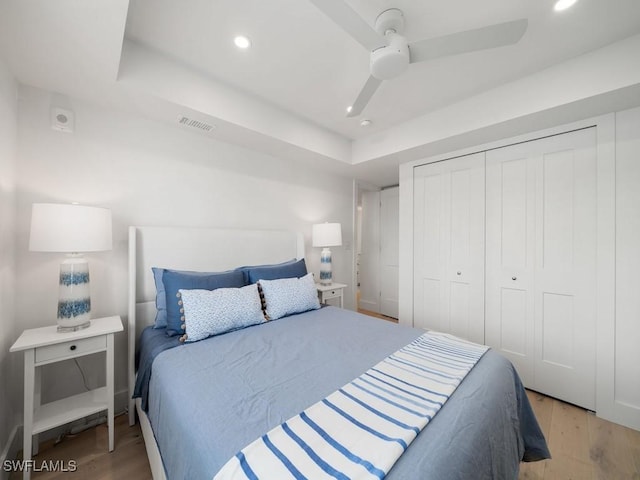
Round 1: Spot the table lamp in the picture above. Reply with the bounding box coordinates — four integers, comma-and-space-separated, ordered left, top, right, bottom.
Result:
29, 203, 112, 331
312, 222, 342, 285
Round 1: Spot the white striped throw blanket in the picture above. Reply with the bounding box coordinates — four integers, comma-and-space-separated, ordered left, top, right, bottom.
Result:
214, 332, 489, 480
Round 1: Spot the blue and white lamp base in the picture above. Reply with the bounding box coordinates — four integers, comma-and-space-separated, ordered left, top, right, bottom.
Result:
319, 247, 333, 286
57, 254, 92, 332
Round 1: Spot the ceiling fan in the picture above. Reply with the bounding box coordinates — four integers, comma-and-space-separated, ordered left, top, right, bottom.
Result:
309, 1, 528, 117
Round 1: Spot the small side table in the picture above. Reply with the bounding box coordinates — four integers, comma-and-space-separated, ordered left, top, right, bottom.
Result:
10, 316, 123, 480
315, 282, 347, 308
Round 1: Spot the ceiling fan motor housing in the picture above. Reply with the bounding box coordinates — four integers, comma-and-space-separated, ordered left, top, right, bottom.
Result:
370, 32, 410, 80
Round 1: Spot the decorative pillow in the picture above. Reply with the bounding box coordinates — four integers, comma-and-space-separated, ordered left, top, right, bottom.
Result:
178, 284, 265, 342
259, 272, 320, 320
240, 258, 307, 284
162, 269, 246, 336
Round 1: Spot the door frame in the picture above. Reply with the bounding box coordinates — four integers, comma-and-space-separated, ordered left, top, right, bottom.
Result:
353, 180, 381, 313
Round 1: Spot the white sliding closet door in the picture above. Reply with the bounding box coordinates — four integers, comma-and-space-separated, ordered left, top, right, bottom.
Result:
413, 153, 485, 343
486, 128, 597, 410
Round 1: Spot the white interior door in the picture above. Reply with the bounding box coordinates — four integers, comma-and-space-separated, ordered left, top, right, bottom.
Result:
413, 153, 485, 343
359, 190, 380, 313
380, 187, 399, 318
486, 128, 597, 410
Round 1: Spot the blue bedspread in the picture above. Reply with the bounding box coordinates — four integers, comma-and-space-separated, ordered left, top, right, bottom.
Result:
133, 326, 181, 411
141, 307, 549, 480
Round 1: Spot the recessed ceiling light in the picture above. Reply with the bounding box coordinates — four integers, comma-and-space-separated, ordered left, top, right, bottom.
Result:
360, 119, 372, 127
234, 35, 251, 49
346, 106, 353, 114
554, 0, 578, 11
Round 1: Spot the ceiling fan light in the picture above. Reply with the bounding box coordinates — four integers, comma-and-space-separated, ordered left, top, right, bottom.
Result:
554, 0, 578, 11
370, 33, 409, 80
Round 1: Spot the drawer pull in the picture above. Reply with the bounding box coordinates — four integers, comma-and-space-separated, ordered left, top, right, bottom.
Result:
70, 345, 77, 351
512, 276, 517, 281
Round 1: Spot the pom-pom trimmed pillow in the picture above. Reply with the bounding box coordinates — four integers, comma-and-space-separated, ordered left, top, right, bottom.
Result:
162, 269, 246, 336
178, 284, 265, 342
259, 272, 320, 320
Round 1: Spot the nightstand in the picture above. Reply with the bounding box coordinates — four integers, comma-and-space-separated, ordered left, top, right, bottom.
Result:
10, 316, 123, 479
315, 282, 347, 308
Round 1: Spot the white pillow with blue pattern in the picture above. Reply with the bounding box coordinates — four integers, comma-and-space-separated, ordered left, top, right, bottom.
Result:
259, 272, 320, 320
178, 284, 265, 342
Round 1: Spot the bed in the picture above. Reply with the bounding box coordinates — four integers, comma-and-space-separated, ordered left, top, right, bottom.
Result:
128, 226, 549, 480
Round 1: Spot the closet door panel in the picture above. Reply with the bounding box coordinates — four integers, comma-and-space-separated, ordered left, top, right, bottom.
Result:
413, 154, 484, 343
534, 128, 597, 410
486, 147, 536, 384
413, 165, 444, 330
448, 159, 485, 344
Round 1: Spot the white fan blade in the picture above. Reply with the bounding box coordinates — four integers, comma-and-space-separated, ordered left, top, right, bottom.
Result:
308, 0, 385, 52
347, 75, 383, 117
409, 18, 528, 64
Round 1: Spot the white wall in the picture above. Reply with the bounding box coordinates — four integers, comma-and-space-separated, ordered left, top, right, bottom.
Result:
0, 58, 18, 455
13, 85, 355, 415
613, 105, 640, 429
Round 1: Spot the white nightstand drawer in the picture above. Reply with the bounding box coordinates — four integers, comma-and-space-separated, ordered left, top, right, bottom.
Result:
35, 335, 106, 364
323, 289, 342, 300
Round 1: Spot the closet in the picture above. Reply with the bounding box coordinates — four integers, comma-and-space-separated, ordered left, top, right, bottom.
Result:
410, 128, 598, 410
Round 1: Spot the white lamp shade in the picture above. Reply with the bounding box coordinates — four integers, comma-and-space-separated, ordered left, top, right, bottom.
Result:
312, 222, 342, 247
29, 203, 113, 253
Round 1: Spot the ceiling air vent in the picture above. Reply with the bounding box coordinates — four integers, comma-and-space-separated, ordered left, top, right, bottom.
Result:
177, 115, 216, 133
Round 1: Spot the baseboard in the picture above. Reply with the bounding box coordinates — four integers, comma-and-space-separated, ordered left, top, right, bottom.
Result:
0, 424, 20, 480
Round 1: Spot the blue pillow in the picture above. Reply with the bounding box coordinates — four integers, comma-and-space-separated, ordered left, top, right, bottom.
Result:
152, 267, 223, 329
241, 258, 307, 284
152, 267, 169, 329
161, 269, 246, 336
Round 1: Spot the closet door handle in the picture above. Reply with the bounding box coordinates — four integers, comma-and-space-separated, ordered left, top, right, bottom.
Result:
512, 276, 517, 281
457, 271, 462, 276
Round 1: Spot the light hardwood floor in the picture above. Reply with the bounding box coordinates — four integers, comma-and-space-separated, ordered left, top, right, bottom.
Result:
9, 414, 152, 480
520, 390, 640, 480
11, 391, 639, 479
357, 308, 398, 323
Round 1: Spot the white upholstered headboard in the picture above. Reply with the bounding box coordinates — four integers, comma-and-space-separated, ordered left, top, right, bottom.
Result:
127, 226, 305, 423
